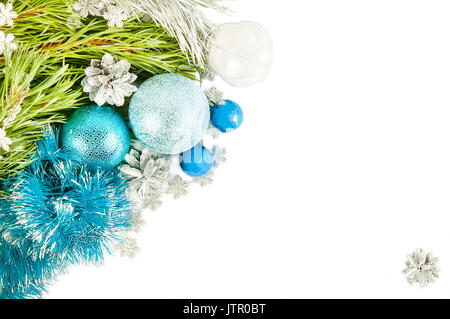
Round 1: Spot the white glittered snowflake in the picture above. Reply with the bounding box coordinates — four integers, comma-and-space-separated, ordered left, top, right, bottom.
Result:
0, 31, 17, 56
81, 53, 137, 106
0, 2, 17, 27
0, 127, 12, 152
118, 236, 139, 259
73, 0, 105, 18
127, 210, 145, 233
193, 171, 214, 187
167, 175, 189, 199
402, 248, 440, 288
103, 4, 128, 27
145, 194, 163, 211
212, 145, 227, 165
73, 1, 129, 28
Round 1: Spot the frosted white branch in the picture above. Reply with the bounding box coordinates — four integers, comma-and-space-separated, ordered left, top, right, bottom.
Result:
0, 127, 12, 152
0, 31, 17, 56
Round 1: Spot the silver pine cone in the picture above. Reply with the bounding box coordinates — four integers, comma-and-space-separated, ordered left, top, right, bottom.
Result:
402, 248, 440, 288
81, 53, 137, 106
121, 148, 170, 197
120, 146, 172, 210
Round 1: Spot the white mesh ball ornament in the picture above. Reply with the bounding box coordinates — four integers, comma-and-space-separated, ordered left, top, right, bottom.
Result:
207, 21, 274, 87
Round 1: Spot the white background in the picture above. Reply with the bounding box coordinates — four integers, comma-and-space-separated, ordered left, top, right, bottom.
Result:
49, 0, 450, 298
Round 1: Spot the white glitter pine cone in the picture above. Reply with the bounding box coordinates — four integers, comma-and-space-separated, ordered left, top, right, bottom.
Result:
81, 53, 137, 106
120, 148, 171, 200
402, 248, 440, 288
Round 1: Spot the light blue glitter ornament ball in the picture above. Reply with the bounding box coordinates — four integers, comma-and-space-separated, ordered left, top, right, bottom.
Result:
61, 105, 130, 170
129, 73, 210, 154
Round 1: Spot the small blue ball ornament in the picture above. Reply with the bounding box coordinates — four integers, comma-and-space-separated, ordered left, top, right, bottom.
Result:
210, 100, 243, 133
129, 73, 210, 154
180, 144, 214, 177
61, 105, 130, 170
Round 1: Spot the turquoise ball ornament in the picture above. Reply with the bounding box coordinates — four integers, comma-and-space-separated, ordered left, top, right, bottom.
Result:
129, 73, 210, 154
180, 144, 214, 177
61, 105, 130, 170
210, 100, 243, 133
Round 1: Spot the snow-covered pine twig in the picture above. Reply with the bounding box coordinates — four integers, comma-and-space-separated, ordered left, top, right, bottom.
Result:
0, 127, 12, 152
0, 31, 17, 56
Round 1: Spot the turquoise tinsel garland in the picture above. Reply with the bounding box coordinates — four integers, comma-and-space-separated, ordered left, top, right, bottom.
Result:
0, 128, 133, 299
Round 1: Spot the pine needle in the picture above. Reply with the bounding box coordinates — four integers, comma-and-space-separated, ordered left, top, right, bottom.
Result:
0, 46, 82, 197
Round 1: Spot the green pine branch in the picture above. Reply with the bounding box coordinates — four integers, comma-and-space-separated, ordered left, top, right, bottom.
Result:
0, 46, 82, 198
5, 0, 196, 79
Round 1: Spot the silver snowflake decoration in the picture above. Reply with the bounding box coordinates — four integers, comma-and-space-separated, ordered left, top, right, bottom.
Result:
73, 0, 105, 18
118, 236, 139, 259
73, 1, 130, 28
127, 210, 145, 233
81, 53, 137, 106
193, 171, 214, 187
402, 248, 440, 288
145, 194, 162, 211
167, 175, 189, 199
103, 4, 128, 28
0, 2, 17, 27
212, 145, 227, 165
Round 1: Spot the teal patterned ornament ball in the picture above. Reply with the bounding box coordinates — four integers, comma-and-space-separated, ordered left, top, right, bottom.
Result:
129, 73, 210, 154
61, 105, 130, 170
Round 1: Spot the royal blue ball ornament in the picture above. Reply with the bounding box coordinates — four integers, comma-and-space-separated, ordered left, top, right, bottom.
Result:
128, 73, 210, 154
61, 104, 130, 170
180, 144, 214, 177
210, 100, 244, 133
